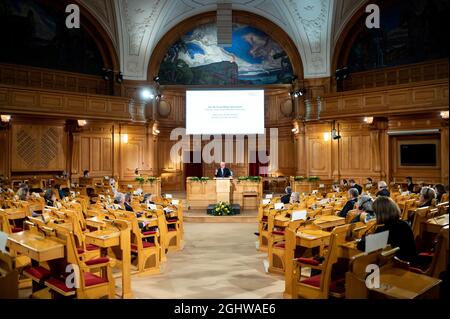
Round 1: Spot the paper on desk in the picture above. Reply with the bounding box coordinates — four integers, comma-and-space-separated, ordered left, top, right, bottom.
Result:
291, 210, 307, 221
165, 194, 173, 199
265, 194, 273, 199
0, 231, 7, 253
262, 199, 271, 205
312, 190, 318, 195
365, 230, 389, 254
171, 199, 179, 205
274, 203, 284, 210
148, 204, 157, 210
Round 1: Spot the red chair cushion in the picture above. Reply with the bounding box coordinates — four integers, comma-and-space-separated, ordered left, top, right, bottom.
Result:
272, 230, 285, 236
86, 244, 99, 251
24, 266, 51, 280
142, 231, 157, 236
11, 227, 23, 233
301, 275, 345, 294
46, 278, 75, 293
168, 228, 177, 232
297, 257, 320, 266
418, 252, 434, 257
85, 257, 109, 266
131, 241, 155, 251
409, 267, 424, 274
262, 216, 268, 222
84, 272, 108, 287
167, 218, 178, 223
273, 243, 285, 249
77, 248, 85, 254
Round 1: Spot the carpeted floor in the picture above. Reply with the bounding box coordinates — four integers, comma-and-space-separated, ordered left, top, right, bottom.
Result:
121, 223, 285, 299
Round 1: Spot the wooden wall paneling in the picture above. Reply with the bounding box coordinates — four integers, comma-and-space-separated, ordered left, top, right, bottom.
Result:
441, 126, 449, 184
10, 124, 66, 172
305, 124, 332, 179
0, 129, 10, 178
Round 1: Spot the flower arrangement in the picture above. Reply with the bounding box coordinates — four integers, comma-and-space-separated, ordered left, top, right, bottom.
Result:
307, 176, 320, 182
147, 176, 158, 184
294, 176, 306, 181
211, 202, 233, 216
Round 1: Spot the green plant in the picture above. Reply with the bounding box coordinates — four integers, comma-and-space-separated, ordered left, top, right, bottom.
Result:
188, 177, 200, 182
200, 177, 210, 182
147, 177, 157, 184
237, 176, 261, 182
308, 176, 320, 182
210, 202, 233, 216
294, 176, 306, 181
135, 176, 145, 185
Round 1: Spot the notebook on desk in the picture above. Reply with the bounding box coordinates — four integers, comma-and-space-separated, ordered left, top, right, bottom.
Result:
365, 230, 389, 254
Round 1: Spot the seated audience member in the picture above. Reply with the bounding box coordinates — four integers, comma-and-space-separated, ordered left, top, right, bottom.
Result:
418, 186, 436, 208
338, 188, 359, 218
141, 193, 155, 205
357, 196, 422, 264
434, 183, 446, 203
280, 186, 292, 204
83, 170, 90, 178
406, 176, 415, 193
342, 179, 348, 187
290, 192, 300, 204
365, 178, 373, 191
349, 179, 363, 195
376, 181, 390, 197
44, 189, 57, 207
124, 192, 134, 212
332, 182, 340, 193
113, 193, 126, 210
351, 195, 374, 223
17, 184, 30, 201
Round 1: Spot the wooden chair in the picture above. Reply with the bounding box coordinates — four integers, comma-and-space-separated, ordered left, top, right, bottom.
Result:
156, 209, 181, 252
41, 227, 115, 299
345, 209, 359, 223
401, 199, 417, 221
257, 203, 272, 251
114, 211, 161, 275
291, 224, 350, 299
267, 209, 288, 274
0, 251, 19, 299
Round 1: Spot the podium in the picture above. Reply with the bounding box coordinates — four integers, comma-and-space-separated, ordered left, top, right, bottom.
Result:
215, 177, 232, 203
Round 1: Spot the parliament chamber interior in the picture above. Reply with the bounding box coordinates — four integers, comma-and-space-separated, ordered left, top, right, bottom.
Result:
0, 0, 449, 304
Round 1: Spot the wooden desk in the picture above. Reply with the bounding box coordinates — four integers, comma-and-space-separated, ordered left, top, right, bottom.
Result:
7, 231, 64, 262
313, 215, 345, 229
3, 209, 26, 220
274, 215, 290, 227
338, 241, 361, 259
86, 216, 107, 229
424, 214, 449, 234
85, 230, 120, 248
137, 217, 158, 227
296, 229, 331, 249
370, 266, 441, 299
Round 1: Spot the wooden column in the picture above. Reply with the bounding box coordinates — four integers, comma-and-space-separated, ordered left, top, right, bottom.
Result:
294, 122, 306, 176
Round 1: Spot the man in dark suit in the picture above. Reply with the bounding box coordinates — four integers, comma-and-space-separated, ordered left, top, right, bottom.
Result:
349, 179, 363, 195
215, 162, 232, 178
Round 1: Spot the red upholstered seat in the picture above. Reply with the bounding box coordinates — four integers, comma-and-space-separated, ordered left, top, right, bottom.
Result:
11, 227, 23, 233
418, 252, 434, 257
409, 267, 424, 274
297, 257, 321, 266
142, 231, 157, 236
131, 241, 155, 251
300, 275, 346, 294
272, 230, 285, 236
45, 278, 75, 293
273, 243, 285, 249
86, 244, 99, 251
24, 266, 51, 281
262, 216, 268, 222
46, 272, 107, 293
83, 272, 108, 286
168, 228, 177, 232
77, 248, 85, 254
85, 257, 109, 266
167, 218, 178, 223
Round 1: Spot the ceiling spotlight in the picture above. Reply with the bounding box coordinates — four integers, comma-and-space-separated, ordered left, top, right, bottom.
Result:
77, 120, 87, 127
153, 76, 160, 83
332, 128, 341, 140
1, 115, 11, 123
335, 66, 350, 81
440, 111, 449, 119
291, 127, 298, 133
102, 68, 112, 81
141, 89, 154, 100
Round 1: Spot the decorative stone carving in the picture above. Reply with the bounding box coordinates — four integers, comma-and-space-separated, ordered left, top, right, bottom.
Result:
158, 99, 172, 118
280, 99, 293, 117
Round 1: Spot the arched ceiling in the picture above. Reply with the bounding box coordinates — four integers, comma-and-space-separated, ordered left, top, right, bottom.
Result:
80, 0, 367, 81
